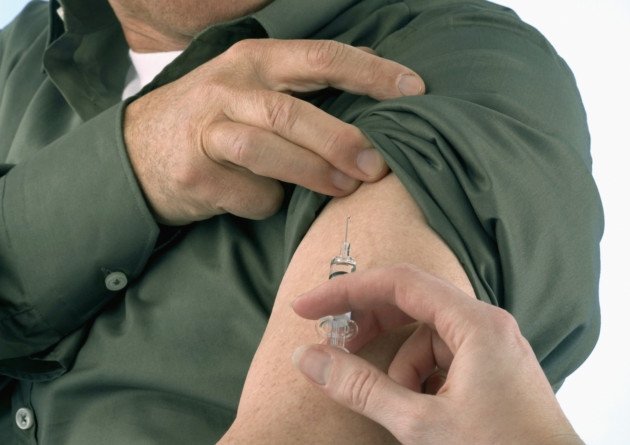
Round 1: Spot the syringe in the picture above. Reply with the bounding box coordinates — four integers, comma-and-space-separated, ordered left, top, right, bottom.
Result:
316, 216, 358, 351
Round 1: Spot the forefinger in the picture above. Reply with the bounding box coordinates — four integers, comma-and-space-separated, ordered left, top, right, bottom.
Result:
222, 89, 388, 182
247, 39, 425, 100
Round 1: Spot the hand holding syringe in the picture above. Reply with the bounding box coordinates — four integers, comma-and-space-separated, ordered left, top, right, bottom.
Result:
316, 217, 358, 351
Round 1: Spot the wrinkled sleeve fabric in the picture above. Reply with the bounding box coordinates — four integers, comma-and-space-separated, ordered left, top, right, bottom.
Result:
368, 4, 603, 390
295, 2, 603, 390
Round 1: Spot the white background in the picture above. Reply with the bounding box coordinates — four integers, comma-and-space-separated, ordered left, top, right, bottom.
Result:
2, 1, 629, 443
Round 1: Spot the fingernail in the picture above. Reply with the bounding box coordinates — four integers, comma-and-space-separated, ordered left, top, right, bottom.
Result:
332, 170, 360, 191
293, 345, 332, 386
356, 148, 386, 178
397, 74, 424, 96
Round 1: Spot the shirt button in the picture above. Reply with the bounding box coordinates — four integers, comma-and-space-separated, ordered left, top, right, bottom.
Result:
105, 271, 128, 291
15, 407, 34, 430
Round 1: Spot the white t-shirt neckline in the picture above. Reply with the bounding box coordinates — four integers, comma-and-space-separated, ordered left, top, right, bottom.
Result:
122, 49, 183, 99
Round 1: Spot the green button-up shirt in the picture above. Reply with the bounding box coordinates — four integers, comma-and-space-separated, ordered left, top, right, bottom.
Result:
0, 0, 603, 443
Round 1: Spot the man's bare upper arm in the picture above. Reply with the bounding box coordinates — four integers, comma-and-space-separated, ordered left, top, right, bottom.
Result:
220, 173, 474, 443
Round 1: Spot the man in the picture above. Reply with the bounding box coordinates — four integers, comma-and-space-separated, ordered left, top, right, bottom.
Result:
0, 0, 603, 443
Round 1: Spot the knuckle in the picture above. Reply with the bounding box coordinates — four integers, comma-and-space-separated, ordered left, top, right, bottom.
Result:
354, 55, 398, 99
484, 306, 530, 349
159, 150, 201, 192
264, 93, 299, 134
221, 127, 259, 167
225, 38, 257, 59
490, 307, 520, 333
221, 39, 261, 76
204, 121, 262, 169
340, 368, 381, 415
320, 124, 362, 161
364, 56, 389, 83
169, 164, 199, 190
320, 128, 344, 158
305, 40, 347, 73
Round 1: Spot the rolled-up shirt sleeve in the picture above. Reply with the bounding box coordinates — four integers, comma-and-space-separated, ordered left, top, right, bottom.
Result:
344, 4, 602, 390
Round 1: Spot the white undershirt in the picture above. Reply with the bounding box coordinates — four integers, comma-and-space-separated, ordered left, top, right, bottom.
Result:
122, 49, 183, 99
